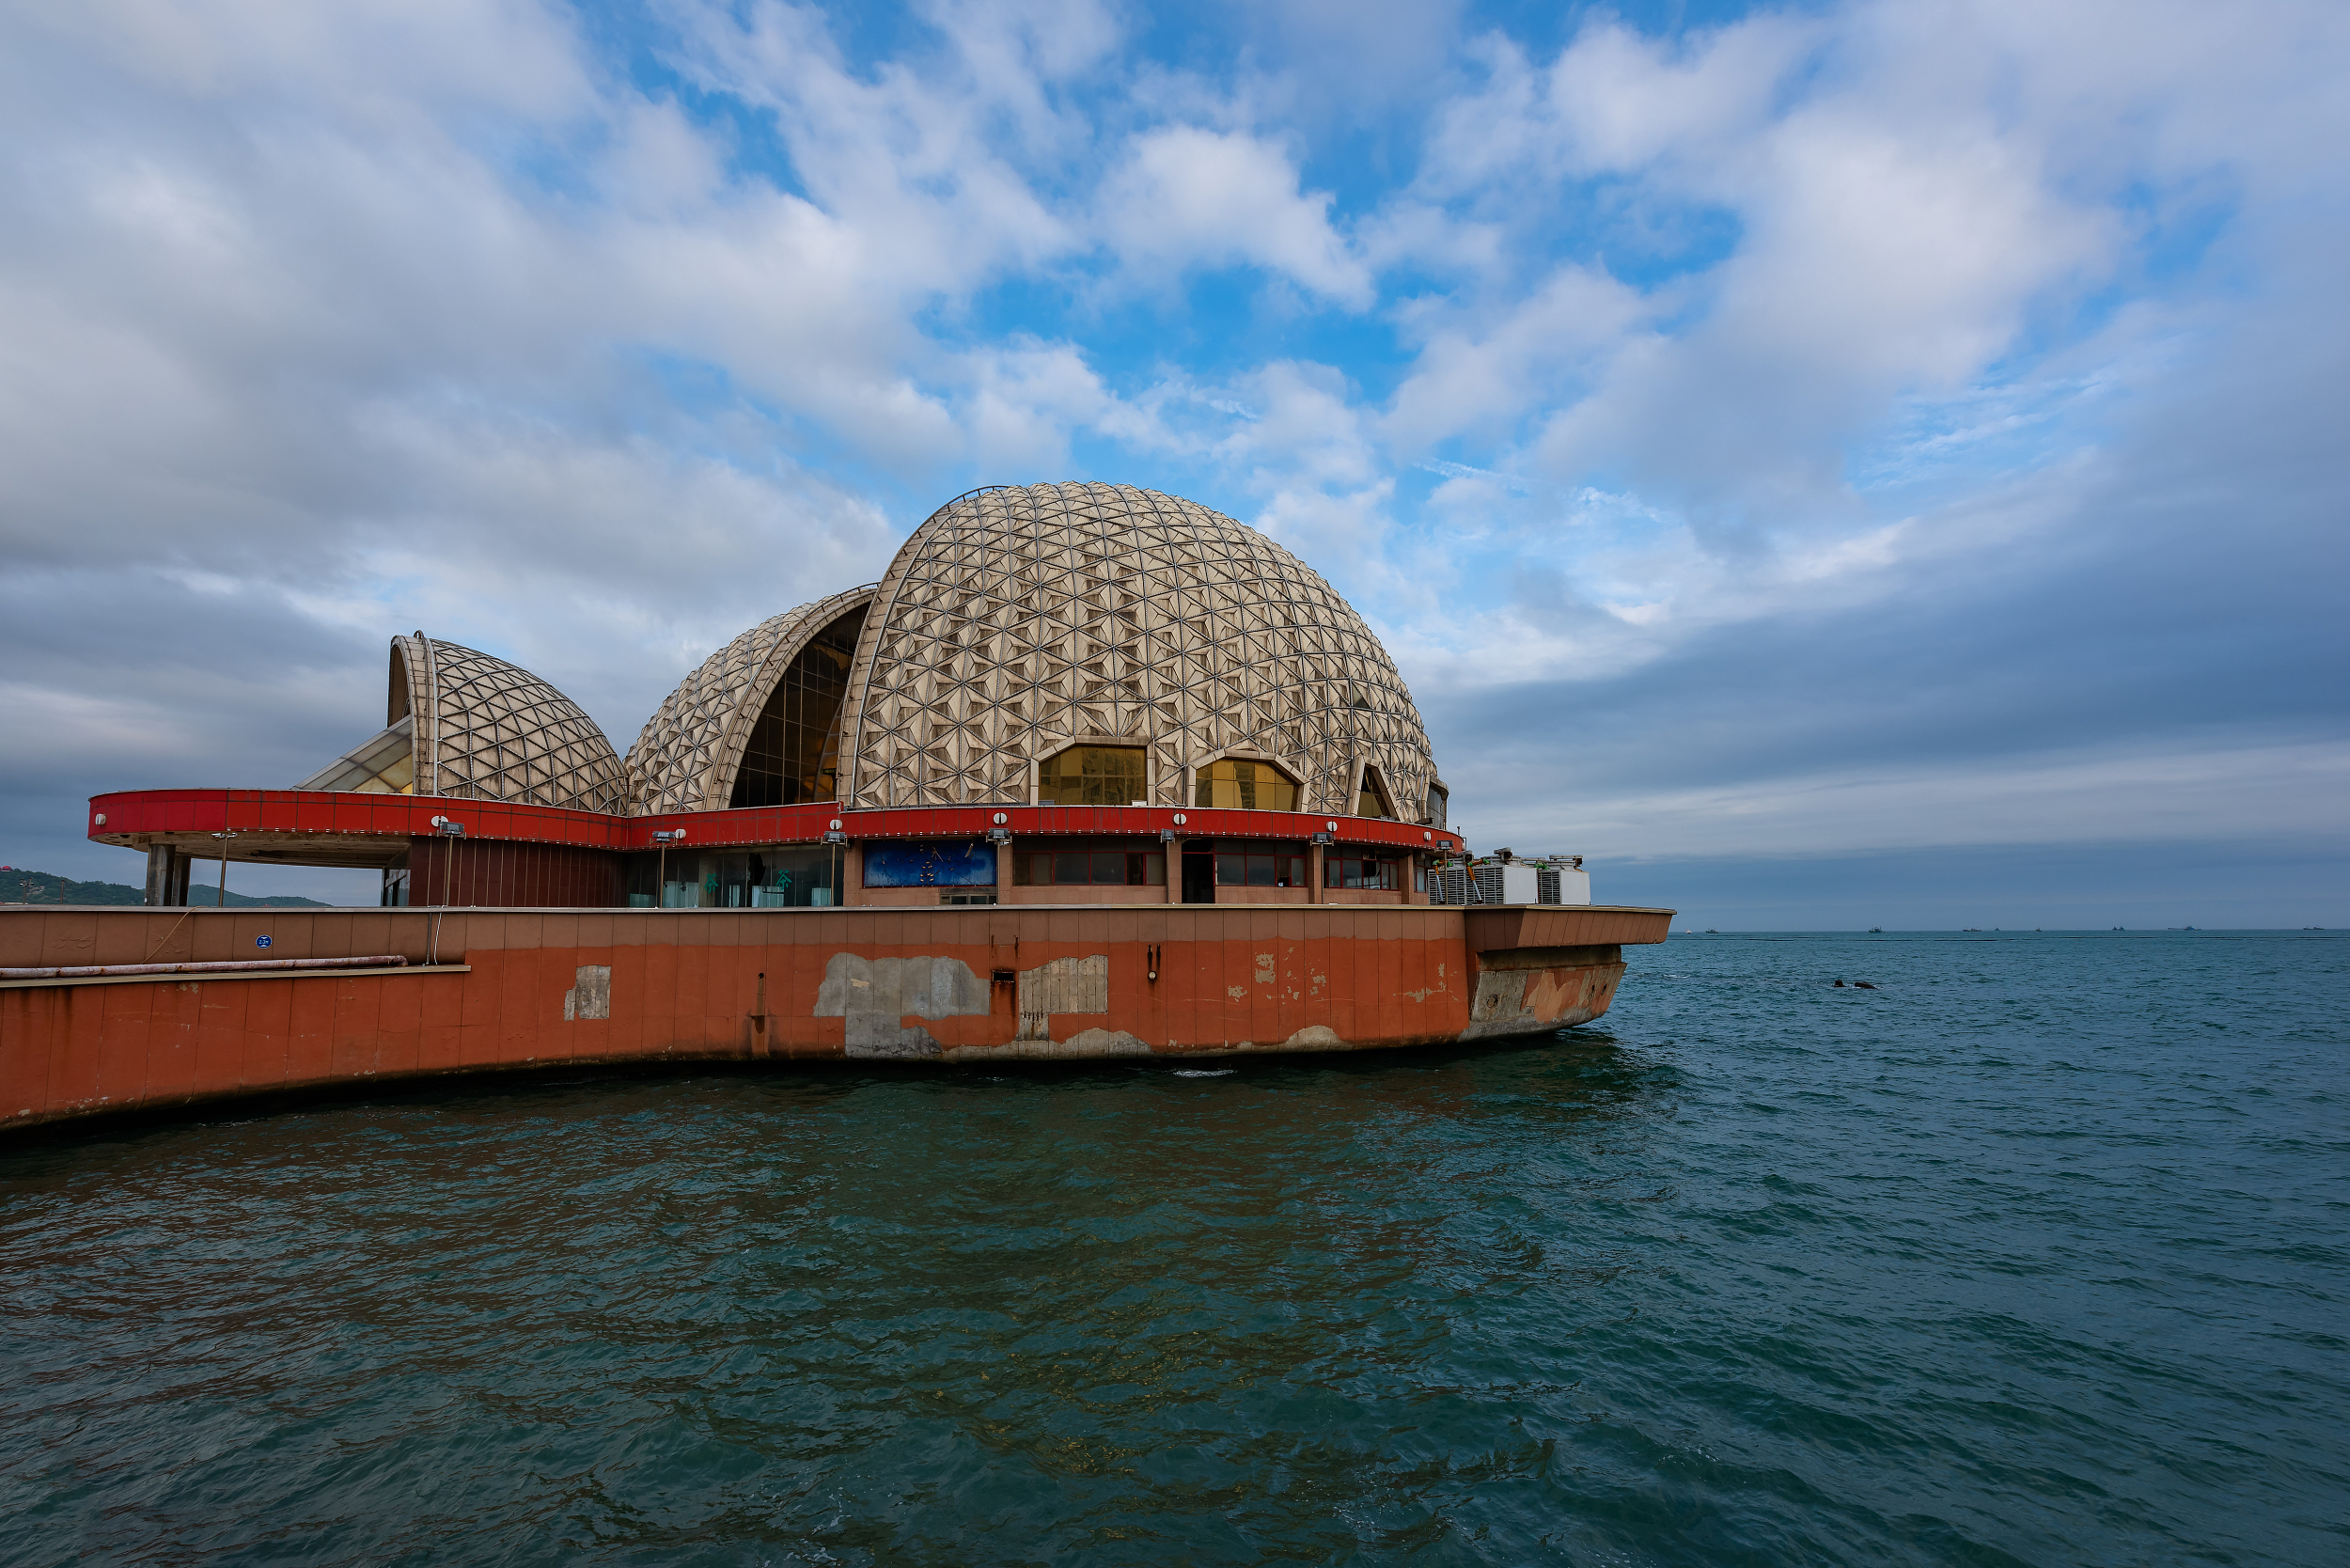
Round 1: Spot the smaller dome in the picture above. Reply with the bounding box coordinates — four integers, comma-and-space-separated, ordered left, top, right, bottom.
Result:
625, 585, 877, 814
387, 633, 628, 813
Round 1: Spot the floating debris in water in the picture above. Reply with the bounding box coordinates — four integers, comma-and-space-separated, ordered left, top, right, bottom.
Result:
1174, 1069, 1235, 1077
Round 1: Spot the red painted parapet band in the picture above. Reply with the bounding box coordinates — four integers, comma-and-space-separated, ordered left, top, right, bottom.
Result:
86, 790, 1466, 855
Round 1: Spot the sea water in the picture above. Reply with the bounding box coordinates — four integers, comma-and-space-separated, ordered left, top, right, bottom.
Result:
1, 930, 2342, 1565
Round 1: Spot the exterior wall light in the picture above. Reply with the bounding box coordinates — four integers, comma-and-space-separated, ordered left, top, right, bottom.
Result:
652, 829, 685, 844
436, 820, 466, 837
1311, 831, 1335, 846
993, 812, 1009, 825
1171, 812, 1186, 826
1159, 828, 1180, 843
823, 817, 848, 845
987, 827, 1012, 844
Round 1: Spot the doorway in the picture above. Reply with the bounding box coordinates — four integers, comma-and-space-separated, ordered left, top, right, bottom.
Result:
1182, 841, 1215, 903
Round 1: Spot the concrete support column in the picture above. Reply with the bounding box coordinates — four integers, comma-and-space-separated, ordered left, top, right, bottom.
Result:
1308, 842, 1324, 904
841, 844, 862, 906
143, 844, 180, 907
995, 838, 1015, 903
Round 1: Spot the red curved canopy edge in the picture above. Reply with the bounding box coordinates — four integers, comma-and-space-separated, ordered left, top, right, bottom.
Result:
86, 789, 1465, 855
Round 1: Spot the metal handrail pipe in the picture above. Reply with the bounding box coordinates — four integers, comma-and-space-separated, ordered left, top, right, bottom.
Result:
0, 955, 410, 980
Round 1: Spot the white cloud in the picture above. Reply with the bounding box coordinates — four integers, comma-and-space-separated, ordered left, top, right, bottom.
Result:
1384, 264, 1649, 451
1100, 126, 1372, 306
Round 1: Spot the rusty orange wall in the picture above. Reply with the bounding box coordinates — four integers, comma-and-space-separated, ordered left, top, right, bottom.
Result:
2, 904, 1669, 1130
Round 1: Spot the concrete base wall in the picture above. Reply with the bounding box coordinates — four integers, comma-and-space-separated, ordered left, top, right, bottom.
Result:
1, 903, 1668, 1129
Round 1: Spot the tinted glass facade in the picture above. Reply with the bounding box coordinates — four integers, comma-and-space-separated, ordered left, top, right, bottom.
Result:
1038, 745, 1147, 806
729, 605, 868, 808
1194, 759, 1298, 811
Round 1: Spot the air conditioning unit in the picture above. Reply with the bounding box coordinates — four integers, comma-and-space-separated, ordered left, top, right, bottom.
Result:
1535, 866, 1591, 904
1474, 863, 1540, 903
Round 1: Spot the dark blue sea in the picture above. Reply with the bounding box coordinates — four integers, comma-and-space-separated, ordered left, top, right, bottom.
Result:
3, 931, 2343, 1566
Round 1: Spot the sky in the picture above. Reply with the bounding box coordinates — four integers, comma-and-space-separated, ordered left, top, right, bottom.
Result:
1, 0, 2343, 928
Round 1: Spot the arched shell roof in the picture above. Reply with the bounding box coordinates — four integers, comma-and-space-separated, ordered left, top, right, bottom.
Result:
623, 585, 878, 815
389, 634, 629, 814
838, 482, 1437, 815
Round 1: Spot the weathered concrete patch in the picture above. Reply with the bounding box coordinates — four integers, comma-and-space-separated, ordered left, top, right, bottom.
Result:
1014, 954, 1108, 1041
814, 953, 989, 1059
945, 1027, 1152, 1061
1460, 960, 1625, 1040
563, 965, 610, 1021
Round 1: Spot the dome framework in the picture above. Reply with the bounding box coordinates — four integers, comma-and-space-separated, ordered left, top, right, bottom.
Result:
294, 633, 628, 816
623, 585, 877, 815
833, 482, 1438, 817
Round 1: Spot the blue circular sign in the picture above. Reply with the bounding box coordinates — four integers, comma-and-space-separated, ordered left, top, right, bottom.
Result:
255, 934, 273, 949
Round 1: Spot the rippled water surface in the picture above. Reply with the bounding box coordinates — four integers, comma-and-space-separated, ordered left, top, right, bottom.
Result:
4, 931, 2344, 1566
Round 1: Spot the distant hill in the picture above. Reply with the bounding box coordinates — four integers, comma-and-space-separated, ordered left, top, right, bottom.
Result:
0, 867, 333, 909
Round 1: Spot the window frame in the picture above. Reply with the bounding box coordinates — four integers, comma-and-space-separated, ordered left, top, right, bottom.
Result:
1211, 842, 1311, 888
1191, 753, 1303, 813
1034, 744, 1152, 807
1323, 855, 1405, 891
1010, 839, 1167, 887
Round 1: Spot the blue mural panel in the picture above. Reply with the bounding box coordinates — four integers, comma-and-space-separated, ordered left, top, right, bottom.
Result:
861, 839, 997, 887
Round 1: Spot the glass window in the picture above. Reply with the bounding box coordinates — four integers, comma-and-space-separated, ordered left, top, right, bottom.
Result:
626, 845, 842, 908
1355, 766, 1394, 820
1039, 745, 1148, 806
1324, 856, 1402, 890
295, 715, 417, 794
729, 604, 868, 808
1212, 848, 1310, 887
1014, 844, 1165, 886
1194, 758, 1299, 811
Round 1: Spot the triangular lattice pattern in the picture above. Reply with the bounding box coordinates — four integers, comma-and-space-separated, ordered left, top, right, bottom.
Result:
836, 482, 1439, 815
623, 585, 877, 814
391, 634, 629, 814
